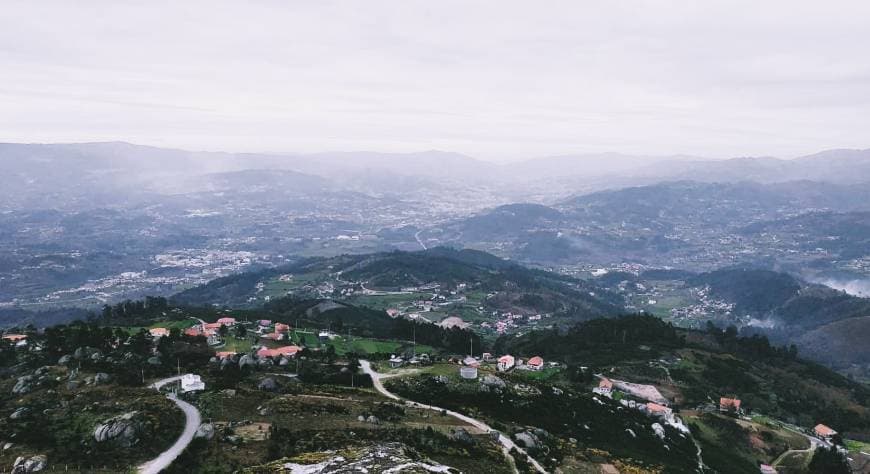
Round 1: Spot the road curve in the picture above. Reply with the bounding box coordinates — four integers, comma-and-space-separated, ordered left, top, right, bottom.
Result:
137, 376, 202, 474
359, 360, 547, 474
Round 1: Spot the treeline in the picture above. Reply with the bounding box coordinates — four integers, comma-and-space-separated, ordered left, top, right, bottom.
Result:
392, 318, 480, 355
493, 314, 684, 364
95, 296, 231, 326
263, 296, 481, 354
706, 322, 799, 361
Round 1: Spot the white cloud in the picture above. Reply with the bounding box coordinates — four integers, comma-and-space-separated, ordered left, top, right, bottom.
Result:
1, 0, 868, 161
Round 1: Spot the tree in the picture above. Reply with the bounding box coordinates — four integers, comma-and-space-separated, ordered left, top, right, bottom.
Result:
234, 325, 247, 338
218, 324, 229, 338
808, 446, 850, 474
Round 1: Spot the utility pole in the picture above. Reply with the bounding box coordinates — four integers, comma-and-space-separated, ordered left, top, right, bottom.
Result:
470, 337, 473, 358
413, 324, 416, 357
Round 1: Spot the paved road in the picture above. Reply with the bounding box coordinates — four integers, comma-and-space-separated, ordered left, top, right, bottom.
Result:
359, 360, 547, 474
414, 230, 427, 250
137, 376, 202, 474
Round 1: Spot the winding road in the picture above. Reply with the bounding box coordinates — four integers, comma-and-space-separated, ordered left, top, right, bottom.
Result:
137, 375, 202, 474
359, 360, 547, 474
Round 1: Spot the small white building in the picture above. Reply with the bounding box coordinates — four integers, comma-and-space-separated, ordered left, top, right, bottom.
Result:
388, 355, 404, 368
181, 374, 205, 393
460, 366, 478, 379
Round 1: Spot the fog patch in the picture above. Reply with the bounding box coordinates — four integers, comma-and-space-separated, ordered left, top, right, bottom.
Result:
813, 278, 870, 297
746, 317, 778, 329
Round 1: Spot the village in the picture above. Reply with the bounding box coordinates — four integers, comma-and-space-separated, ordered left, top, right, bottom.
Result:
3, 309, 866, 474
139, 314, 854, 474
253, 269, 557, 338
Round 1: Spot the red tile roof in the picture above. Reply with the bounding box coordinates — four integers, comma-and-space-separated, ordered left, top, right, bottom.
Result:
720, 397, 742, 410
528, 356, 544, 367
814, 424, 837, 437
646, 402, 671, 414
257, 345, 301, 358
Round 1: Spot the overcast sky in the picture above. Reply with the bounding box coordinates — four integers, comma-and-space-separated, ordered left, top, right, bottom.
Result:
1, 1, 869, 162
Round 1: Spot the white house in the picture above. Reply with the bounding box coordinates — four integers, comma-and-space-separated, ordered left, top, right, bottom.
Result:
388, 355, 405, 369
181, 374, 205, 393
497, 355, 515, 372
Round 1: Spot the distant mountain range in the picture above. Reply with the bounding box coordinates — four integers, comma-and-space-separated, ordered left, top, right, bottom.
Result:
4, 142, 870, 207
430, 180, 870, 268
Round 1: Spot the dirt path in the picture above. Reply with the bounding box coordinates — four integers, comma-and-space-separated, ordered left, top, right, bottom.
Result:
359, 360, 548, 474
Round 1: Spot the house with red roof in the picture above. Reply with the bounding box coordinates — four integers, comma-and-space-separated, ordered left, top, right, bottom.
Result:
274, 323, 290, 333
593, 377, 614, 396
719, 397, 742, 414
149, 327, 170, 338
216, 317, 237, 326
527, 356, 544, 371
645, 402, 674, 422
256, 345, 301, 359
813, 423, 837, 441
497, 355, 515, 372
2, 334, 28, 347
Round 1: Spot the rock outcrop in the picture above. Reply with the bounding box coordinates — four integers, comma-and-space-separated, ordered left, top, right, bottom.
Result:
93, 412, 142, 447
11, 454, 47, 473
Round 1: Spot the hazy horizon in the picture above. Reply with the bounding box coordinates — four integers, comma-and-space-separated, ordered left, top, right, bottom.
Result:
3, 139, 868, 165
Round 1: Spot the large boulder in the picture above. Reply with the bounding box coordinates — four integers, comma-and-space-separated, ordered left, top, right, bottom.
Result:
93, 373, 111, 385
9, 407, 30, 420
451, 428, 475, 445
93, 412, 142, 447
514, 431, 539, 450
258, 377, 278, 392
11, 454, 47, 473
195, 423, 215, 440
238, 354, 255, 369
57, 355, 72, 366
12, 376, 35, 395
480, 374, 507, 389
147, 356, 161, 366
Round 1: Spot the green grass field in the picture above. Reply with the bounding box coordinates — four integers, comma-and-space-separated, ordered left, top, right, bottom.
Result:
321, 335, 434, 356
147, 319, 198, 330
511, 366, 562, 381
846, 438, 870, 453
220, 337, 254, 353
261, 272, 328, 298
